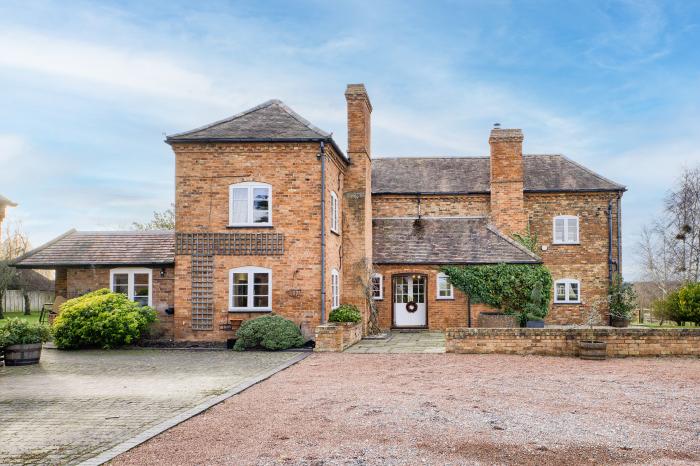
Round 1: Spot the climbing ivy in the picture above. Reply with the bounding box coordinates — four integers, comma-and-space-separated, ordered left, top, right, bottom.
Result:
441, 264, 553, 320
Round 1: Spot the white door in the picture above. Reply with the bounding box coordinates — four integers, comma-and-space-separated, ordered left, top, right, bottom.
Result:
393, 275, 427, 327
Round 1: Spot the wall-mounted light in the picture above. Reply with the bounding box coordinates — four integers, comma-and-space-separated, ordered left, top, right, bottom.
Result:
160, 268, 166, 278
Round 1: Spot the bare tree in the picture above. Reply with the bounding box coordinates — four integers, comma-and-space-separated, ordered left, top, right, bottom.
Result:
0, 221, 32, 316
357, 257, 382, 335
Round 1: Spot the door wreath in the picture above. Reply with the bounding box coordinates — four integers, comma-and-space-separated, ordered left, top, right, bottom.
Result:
406, 301, 418, 313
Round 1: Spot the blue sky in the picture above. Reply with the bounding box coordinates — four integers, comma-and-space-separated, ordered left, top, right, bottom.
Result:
1, 0, 699, 279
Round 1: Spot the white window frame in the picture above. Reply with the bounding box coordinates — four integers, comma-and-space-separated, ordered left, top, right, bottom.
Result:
554, 279, 581, 304
553, 215, 579, 245
228, 182, 272, 227
331, 269, 340, 309
371, 273, 383, 300
229, 266, 272, 312
109, 268, 153, 307
330, 191, 339, 234
436, 272, 454, 300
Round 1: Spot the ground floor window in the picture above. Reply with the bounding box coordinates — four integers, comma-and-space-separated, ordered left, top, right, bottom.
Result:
436, 272, 454, 299
371, 273, 383, 300
331, 269, 340, 309
554, 279, 580, 303
229, 267, 272, 311
110, 268, 152, 306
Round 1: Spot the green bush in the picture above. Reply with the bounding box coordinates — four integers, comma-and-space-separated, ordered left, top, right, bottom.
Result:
233, 314, 305, 351
679, 282, 700, 324
608, 275, 637, 320
652, 291, 682, 324
0, 318, 51, 348
442, 264, 553, 320
328, 304, 362, 323
52, 289, 157, 349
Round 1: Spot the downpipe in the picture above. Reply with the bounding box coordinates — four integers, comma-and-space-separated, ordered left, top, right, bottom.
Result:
319, 141, 327, 323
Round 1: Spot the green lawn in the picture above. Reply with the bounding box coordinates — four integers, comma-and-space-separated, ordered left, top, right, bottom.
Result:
0, 311, 42, 325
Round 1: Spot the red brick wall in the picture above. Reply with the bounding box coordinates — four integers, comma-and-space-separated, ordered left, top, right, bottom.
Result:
372, 194, 490, 218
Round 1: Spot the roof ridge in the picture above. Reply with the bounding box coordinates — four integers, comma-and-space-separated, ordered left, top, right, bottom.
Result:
374, 156, 488, 160
485, 224, 542, 262
166, 99, 282, 139
374, 216, 488, 220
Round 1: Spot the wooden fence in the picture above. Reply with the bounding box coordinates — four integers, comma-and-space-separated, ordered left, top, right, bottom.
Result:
2, 290, 55, 312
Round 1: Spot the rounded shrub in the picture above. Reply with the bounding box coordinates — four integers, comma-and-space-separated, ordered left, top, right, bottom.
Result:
233, 314, 305, 351
328, 304, 361, 323
679, 282, 700, 324
52, 289, 157, 349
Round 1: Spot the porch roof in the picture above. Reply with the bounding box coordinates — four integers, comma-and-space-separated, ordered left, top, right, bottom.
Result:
372, 217, 541, 264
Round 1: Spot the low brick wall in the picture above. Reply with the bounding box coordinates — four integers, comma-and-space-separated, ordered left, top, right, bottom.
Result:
477, 312, 519, 328
446, 327, 700, 358
314, 322, 362, 352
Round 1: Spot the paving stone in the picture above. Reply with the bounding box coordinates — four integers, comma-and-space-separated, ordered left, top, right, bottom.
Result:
345, 331, 446, 353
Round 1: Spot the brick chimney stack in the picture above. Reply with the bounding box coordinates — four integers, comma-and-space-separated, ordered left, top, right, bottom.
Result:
342, 84, 372, 330
489, 128, 527, 235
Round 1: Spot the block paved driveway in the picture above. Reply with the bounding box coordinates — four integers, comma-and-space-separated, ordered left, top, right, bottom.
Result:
0, 348, 302, 465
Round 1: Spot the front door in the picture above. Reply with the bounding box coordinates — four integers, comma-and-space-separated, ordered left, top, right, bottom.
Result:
393, 275, 427, 328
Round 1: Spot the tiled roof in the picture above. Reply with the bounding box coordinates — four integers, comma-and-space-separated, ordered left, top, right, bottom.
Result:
13, 230, 175, 268
373, 217, 541, 264
166, 99, 347, 161
372, 155, 625, 194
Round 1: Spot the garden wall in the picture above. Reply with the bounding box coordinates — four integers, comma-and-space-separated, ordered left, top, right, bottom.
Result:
314, 322, 362, 352
446, 327, 700, 357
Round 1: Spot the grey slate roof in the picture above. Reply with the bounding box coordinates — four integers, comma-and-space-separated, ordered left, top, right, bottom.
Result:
13, 230, 175, 269
166, 99, 347, 161
372, 155, 625, 194
373, 217, 541, 264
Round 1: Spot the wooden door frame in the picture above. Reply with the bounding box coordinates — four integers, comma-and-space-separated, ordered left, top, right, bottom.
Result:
391, 273, 429, 329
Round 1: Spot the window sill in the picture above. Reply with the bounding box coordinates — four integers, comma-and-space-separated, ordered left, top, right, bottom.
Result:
436, 297, 455, 301
229, 308, 272, 313
372, 297, 384, 301
552, 242, 580, 246
227, 225, 274, 229
553, 301, 581, 305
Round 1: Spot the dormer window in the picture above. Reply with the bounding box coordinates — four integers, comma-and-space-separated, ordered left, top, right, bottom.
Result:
229, 182, 272, 227
553, 215, 579, 244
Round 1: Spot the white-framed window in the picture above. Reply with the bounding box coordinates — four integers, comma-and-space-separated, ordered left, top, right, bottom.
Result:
331, 269, 340, 309
229, 182, 272, 227
553, 215, 579, 244
554, 279, 581, 304
110, 268, 152, 307
229, 266, 272, 311
436, 272, 454, 299
371, 273, 383, 300
330, 191, 339, 234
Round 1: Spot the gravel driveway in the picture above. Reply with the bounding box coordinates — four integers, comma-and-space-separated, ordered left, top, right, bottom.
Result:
112, 354, 700, 466
0, 348, 303, 465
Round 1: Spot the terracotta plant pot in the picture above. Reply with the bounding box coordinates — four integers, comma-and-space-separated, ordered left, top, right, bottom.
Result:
4, 343, 43, 366
579, 340, 607, 360
610, 317, 630, 328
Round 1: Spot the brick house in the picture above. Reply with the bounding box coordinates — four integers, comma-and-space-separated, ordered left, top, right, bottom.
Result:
14, 84, 624, 341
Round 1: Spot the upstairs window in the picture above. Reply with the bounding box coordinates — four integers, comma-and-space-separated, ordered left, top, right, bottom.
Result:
553, 215, 579, 244
331, 269, 340, 309
436, 272, 454, 299
554, 279, 580, 304
371, 273, 383, 300
229, 267, 272, 311
330, 191, 339, 233
110, 268, 152, 306
229, 182, 272, 227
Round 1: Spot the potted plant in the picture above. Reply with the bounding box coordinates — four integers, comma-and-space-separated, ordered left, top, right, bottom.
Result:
579, 298, 607, 360
0, 318, 52, 366
608, 274, 636, 328
525, 314, 545, 328
523, 284, 546, 328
